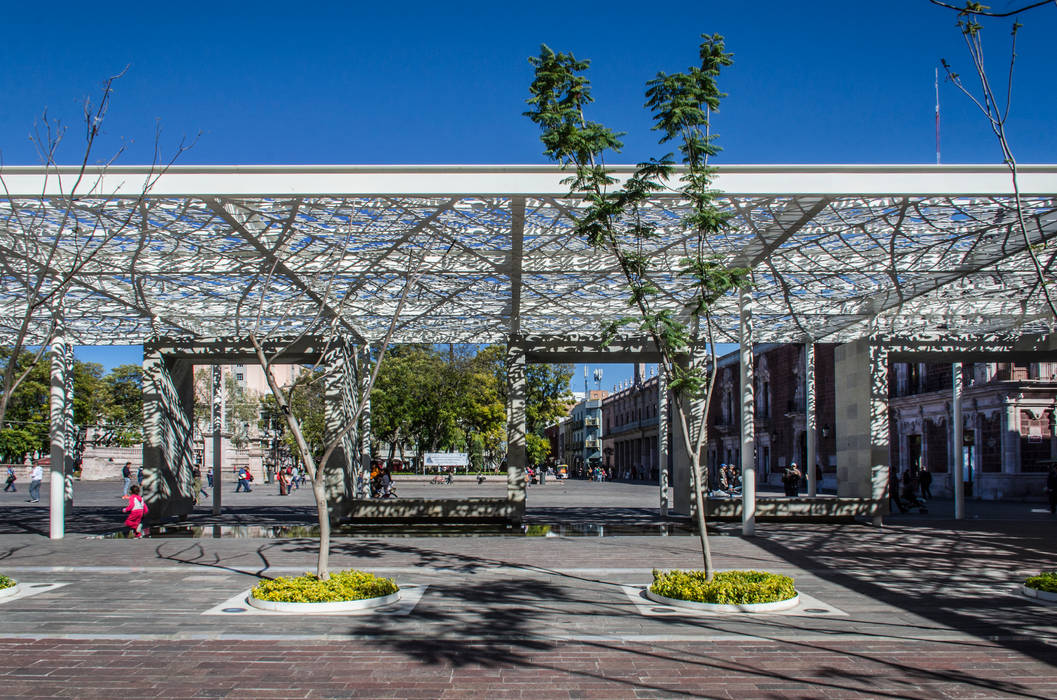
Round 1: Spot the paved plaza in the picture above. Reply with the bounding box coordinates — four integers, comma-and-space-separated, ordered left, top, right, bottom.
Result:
1, 480, 1056, 698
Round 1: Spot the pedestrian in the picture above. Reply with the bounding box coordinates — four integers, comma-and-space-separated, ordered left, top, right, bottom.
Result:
288, 466, 298, 490
27, 461, 42, 503
206, 466, 214, 488
889, 467, 906, 513
235, 467, 253, 492
4, 465, 16, 492
1046, 464, 1057, 516
784, 462, 801, 497
919, 465, 933, 501
380, 467, 392, 497
192, 466, 207, 504
277, 467, 288, 496
137, 465, 144, 485
123, 484, 148, 538
121, 461, 132, 496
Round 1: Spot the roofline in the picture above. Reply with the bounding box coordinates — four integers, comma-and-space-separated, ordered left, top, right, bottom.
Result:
2, 163, 1056, 197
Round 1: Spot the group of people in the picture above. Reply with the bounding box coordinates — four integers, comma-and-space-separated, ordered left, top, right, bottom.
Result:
369, 462, 395, 497
889, 466, 932, 513
714, 463, 742, 494
4, 460, 43, 502
276, 465, 305, 495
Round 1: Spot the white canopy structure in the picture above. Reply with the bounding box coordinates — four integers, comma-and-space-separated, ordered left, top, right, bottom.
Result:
2, 164, 1055, 347
5, 163, 1056, 537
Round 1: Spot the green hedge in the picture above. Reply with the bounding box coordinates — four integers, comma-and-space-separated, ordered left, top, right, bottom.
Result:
650, 569, 796, 605
252, 569, 398, 603
0, 574, 15, 590
1024, 571, 1057, 593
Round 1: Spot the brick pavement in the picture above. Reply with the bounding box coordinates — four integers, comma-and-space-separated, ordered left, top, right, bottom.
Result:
1, 480, 1056, 698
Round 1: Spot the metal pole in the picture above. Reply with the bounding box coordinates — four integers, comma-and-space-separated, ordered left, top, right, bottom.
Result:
953, 362, 964, 519
211, 364, 223, 516
739, 289, 756, 536
48, 334, 69, 539
658, 369, 670, 516
805, 341, 817, 497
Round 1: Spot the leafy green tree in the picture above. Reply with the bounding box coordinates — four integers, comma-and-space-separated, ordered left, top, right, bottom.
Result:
527, 35, 748, 578
525, 364, 573, 466
101, 364, 143, 445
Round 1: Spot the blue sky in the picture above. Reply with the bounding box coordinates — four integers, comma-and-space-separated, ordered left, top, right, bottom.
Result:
7, 1, 1055, 389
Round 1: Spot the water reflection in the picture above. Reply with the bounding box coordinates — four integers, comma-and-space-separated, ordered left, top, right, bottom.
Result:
102, 521, 696, 539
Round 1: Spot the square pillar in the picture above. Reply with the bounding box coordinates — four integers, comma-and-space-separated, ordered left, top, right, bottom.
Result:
805, 340, 817, 497
739, 289, 757, 535
142, 349, 196, 521
657, 370, 670, 515
506, 342, 527, 522
323, 339, 359, 518
835, 338, 888, 523
49, 335, 74, 539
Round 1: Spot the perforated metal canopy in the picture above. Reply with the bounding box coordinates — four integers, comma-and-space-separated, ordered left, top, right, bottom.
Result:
2, 164, 1055, 346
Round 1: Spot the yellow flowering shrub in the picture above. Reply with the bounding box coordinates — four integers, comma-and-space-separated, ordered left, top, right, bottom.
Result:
650, 569, 795, 604
0, 574, 15, 590
252, 569, 398, 603
1024, 571, 1057, 593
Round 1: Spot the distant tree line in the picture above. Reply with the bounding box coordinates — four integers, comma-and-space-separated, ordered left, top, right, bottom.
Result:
0, 349, 143, 462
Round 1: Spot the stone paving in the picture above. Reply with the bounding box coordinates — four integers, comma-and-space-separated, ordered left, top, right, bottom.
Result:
1, 480, 1055, 698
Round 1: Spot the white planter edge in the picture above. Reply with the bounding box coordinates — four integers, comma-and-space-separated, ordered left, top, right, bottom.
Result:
0, 583, 21, 601
1021, 584, 1057, 603
247, 589, 401, 613
645, 587, 800, 613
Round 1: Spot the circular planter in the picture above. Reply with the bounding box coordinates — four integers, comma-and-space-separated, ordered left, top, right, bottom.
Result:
645, 587, 800, 613
1020, 584, 1057, 604
0, 583, 21, 601
247, 589, 400, 613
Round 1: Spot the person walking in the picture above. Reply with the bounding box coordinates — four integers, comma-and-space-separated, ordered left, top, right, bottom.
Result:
919, 465, 933, 501
4, 465, 16, 492
206, 466, 214, 488
27, 462, 42, 503
1047, 464, 1057, 516
121, 462, 132, 497
235, 468, 253, 492
192, 466, 208, 504
123, 484, 148, 538
784, 462, 802, 497
136, 465, 144, 486
277, 467, 288, 496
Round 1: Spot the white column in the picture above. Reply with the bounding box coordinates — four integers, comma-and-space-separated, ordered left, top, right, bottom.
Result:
805, 340, 817, 497
739, 289, 756, 535
49, 334, 71, 539
657, 369, 670, 516
211, 364, 223, 515
1002, 401, 1020, 474
953, 362, 964, 520
506, 342, 527, 520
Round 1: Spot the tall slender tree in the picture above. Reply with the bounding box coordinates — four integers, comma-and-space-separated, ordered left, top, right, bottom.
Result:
527, 35, 748, 578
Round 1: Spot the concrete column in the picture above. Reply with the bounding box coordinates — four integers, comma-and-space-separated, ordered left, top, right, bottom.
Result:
739, 289, 756, 535
506, 342, 527, 521
323, 339, 358, 516
1001, 400, 1020, 474
953, 362, 964, 519
142, 349, 196, 521
358, 345, 372, 497
657, 369, 670, 516
211, 365, 223, 515
49, 334, 72, 539
834, 338, 889, 524
805, 340, 817, 497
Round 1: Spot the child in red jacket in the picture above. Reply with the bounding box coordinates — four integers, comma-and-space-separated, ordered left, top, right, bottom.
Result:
124, 484, 148, 538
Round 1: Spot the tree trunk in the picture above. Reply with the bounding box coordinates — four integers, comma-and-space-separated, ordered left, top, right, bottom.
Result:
312, 474, 331, 579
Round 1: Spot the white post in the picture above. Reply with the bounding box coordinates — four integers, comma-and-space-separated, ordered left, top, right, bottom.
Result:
658, 369, 670, 516
211, 364, 223, 515
953, 362, 964, 520
48, 334, 71, 539
739, 289, 756, 535
805, 340, 817, 497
